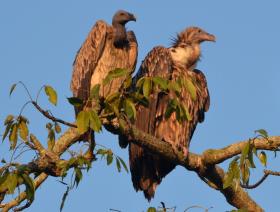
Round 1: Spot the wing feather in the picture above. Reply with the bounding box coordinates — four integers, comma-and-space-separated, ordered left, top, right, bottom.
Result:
70, 20, 108, 109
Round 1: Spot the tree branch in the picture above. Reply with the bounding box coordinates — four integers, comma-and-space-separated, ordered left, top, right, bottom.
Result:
202, 136, 280, 165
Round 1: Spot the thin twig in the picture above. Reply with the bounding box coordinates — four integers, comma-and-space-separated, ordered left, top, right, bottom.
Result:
240, 169, 280, 189
31, 101, 77, 128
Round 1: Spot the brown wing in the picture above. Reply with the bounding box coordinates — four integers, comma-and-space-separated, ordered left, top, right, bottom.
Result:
128, 46, 176, 200
70, 20, 108, 114
128, 48, 210, 201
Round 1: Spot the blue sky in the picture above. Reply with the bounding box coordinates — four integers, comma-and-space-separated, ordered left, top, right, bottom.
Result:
1, 1, 280, 211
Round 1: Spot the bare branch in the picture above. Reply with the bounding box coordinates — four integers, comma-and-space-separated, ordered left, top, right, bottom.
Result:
31, 101, 77, 128
202, 136, 280, 165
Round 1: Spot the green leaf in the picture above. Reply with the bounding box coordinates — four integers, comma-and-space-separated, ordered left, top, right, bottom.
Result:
46, 122, 53, 130
74, 167, 83, 187
117, 156, 128, 173
89, 110, 102, 132
124, 99, 136, 120
19, 120, 29, 142
241, 163, 250, 185
67, 97, 83, 107
9, 123, 18, 149
248, 149, 256, 168
240, 141, 250, 166
124, 76, 132, 89
136, 77, 145, 89
255, 129, 268, 138
116, 157, 121, 172
96, 149, 107, 155
147, 207, 157, 212
258, 151, 267, 167
165, 99, 178, 119
105, 92, 120, 103
184, 79, 197, 100
143, 78, 151, 98
6, 173, 18, 194
168, 81, 181, 94
181, 104, 192, 121
4, 115, 14, 125
48, 129, 55, 150
152, 77, 168, 90
2, 122, 12, 142
90, 84, 100, 99
76, 111, 90, 134
55, 122, 61, 134
106, 152, 113, 165
21, 174, 35, 201
60, 186, 70, 212
103, 68, 128, 85
45, 85, 58, 106
223, 157, 239, 189
9, 83, 17, 97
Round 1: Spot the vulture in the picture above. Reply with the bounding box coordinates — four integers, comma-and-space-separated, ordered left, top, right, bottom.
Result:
125, 27, 215, 200
70, 10, 138, 115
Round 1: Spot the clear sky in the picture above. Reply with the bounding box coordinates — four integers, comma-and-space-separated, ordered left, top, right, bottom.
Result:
1, 1, 280, 211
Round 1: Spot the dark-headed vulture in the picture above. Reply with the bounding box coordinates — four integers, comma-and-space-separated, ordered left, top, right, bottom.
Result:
70, 10, 137, 115
127, 27, 215, 200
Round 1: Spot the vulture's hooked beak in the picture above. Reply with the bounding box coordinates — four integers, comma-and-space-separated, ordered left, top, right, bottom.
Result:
129, 13, 137, 22
200, 32, 216, 42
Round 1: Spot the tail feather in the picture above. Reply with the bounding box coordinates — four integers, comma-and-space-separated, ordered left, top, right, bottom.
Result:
129, 143, 175, 200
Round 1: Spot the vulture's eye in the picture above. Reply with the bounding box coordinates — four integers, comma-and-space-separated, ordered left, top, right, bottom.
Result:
120, 13, 125, 16
198, 29, 201, 33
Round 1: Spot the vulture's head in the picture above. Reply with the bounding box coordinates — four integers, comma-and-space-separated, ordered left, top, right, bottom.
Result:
175, 27, 216, 46
112, 10, 136, 26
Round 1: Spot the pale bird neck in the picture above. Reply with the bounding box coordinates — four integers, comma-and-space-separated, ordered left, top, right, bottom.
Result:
170, 43, 201, 69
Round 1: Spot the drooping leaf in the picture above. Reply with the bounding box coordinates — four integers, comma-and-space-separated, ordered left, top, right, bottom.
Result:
18, 120, 29, 142
143, 78, 151, 98
181, 104, 192, 121
106, 152, 113, 165
60, 186, 70, 212
241, 163, 250, 185
6, 173, 18, 194
165, 99, 178, 119
55, 122, 61, 134
46, 122, 53, 130
104, 92, 120, 103
117, 156, 128, 173
223, 157, 239, 189
152, 77, 168, 90
255, 129, 268, 138
47, 129, 55, 150
136, 77, 145, 89
123, 76, 132, 89
90, 84, 100, 99
147, 207, 157, 212
116, 157, 121, 172
67, 97, 83, 107
74, 167, 83, 187
9, 83, 17, 97
168, 81, 181, 94
96, 149, 107, 156
2, 122, 12, 142
258, 151, 267, 167
240, 141, 250, 166
45, 85, 58, 106
248, 149, 256, 168
21, 174, 35, 201
184, 79, 197, 100
89, 110, 101, 132
76, 111, 90, 134
9, 123, 18, 149
4, 115, 14, 125
124, 99, 136, 120
103, 68, 128, 85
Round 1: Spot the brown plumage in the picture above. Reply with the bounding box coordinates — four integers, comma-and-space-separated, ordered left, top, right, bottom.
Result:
70, 10, 137, 115
126, 27, 215, 200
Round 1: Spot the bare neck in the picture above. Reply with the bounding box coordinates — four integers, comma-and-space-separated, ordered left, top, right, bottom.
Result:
112, 23, 128, 47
